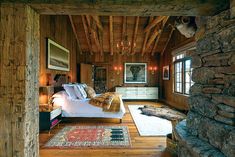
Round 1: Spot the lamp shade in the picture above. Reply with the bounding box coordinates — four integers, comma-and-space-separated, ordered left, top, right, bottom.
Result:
39, 86, 54, 104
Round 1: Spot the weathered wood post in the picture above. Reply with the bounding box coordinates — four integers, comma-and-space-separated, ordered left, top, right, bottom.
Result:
0, 4, 40, 157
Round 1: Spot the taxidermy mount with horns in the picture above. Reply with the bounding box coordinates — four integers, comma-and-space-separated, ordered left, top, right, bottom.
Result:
175, 16, 197, 38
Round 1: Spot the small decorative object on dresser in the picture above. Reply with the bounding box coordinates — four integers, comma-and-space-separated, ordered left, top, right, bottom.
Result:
39, 105, 62, 132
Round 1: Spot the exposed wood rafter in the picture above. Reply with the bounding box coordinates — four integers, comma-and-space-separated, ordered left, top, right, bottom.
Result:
91, 15, 104, 55
86, 15, 103, 55
109, 16, 114, 55
141, 17, 154, 56
68, 15, 82, 54
121, 16, 127, 55
151, 36, 160, 56
144, 16, 166, 33
98, 28, 104, 56
161, 26, 175, 56
91, 15, 103, 31
81, 15, 93, 55
145, 27, 161, 51
131, 16, 139, 55
150, 16, 169, 56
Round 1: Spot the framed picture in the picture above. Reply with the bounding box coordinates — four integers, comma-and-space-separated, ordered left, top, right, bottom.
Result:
124, 63, 147, 83
47, 38, 70, 71
163, 65, 170, 80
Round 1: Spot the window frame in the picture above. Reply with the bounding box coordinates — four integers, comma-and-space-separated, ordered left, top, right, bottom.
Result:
172, 43, 196, 96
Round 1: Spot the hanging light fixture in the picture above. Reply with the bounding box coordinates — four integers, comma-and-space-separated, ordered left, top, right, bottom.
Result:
116, 17, 136, 55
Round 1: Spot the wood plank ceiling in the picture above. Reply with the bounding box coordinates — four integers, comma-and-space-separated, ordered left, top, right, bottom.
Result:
69, 15, 175, 56
4, 0, 229, 56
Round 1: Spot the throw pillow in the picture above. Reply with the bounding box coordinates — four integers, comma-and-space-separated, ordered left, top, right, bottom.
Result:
85, 86, 96, 98
74, 85, 84, 99
76, 84, 87, 98
63, 84, 77, 99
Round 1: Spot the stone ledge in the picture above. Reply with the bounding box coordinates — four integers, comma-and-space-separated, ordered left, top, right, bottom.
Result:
175, 120, 226, 157
186, 111, 235, 156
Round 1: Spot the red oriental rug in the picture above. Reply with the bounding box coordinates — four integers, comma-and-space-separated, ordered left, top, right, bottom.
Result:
44, 125, 131, 148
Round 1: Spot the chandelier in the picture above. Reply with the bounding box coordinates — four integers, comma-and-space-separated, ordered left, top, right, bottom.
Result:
116, 17, 136, 55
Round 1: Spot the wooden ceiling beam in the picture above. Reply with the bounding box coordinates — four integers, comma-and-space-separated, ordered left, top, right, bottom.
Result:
131, 16, 139, 55
86, 15, 103, 55
144, 16, 166, 33
161, 26, 175, 56
141, 17, 154, 56
120, 16, 127, 55
147, 16, 169, 51
93, 29, 102, 55
109, 16, 114, 55
98, 29, 104, 56
151, 36, 160, 56
91, 15, 103, 31
145, 27, 161, 51
81, 15, 93, 55
68, 15, 82, 54
27, 1, 229, 16
150, 16, 169, 56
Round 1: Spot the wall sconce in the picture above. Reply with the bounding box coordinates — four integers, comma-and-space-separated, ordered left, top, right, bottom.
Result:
149, 66, 157, 75
114, 66, 122, 75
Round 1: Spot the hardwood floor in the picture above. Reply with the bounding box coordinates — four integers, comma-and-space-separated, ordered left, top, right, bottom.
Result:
39, 101, 175, 157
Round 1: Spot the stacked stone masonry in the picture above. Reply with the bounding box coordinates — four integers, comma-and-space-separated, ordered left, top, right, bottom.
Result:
176, 10, 235, 157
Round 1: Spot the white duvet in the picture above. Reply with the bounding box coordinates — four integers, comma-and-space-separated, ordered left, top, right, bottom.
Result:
53, 91, 126, 119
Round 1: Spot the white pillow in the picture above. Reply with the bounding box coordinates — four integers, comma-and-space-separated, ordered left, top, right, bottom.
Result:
76, 84, 87, 98
79, 83, 87, 89
74, 85, 84, 99
52, 91, 68, 98
63, 84, 77, 99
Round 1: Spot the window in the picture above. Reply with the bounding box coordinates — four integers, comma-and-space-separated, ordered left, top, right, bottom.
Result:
173, 46, 195, 95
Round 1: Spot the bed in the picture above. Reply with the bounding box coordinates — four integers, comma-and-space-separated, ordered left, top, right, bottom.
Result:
52, 90, 126, 122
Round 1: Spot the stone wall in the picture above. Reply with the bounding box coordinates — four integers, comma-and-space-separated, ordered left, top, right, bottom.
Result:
0, 4, 39, 157
175, 9, 235, 157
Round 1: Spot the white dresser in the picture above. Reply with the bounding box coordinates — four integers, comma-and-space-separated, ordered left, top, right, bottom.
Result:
115, 87, 158, 100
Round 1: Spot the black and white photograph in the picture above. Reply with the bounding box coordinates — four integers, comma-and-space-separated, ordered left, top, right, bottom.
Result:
163, 65, 170, 80
124, 63, 147, 83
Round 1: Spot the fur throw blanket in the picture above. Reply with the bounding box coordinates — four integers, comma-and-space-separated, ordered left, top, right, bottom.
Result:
89, 92, 121, 112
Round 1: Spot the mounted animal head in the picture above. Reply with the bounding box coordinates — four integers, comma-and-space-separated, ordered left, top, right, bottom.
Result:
175, 16, 197, 38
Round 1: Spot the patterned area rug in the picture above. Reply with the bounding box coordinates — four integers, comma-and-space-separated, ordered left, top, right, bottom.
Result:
44, 126, 131, 148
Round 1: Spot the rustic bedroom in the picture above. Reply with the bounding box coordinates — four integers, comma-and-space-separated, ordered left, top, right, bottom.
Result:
0, 1, 234, 157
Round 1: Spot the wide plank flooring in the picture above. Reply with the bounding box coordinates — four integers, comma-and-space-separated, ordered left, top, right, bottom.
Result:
39, 101, 174, 157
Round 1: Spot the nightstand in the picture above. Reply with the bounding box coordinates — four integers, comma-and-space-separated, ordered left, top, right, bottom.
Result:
39, 105, 62, 133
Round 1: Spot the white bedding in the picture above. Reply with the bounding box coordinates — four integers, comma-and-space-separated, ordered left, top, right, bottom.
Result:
53, 91, 126, 119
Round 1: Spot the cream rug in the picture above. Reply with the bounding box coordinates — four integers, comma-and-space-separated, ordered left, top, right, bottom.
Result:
128, 105, 172, 136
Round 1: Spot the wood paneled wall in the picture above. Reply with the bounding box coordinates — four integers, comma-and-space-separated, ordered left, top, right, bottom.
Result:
40, 15, 78, 86
39, 15, 159, 90
160, 30, 195, 110
77, 52, 160, 91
